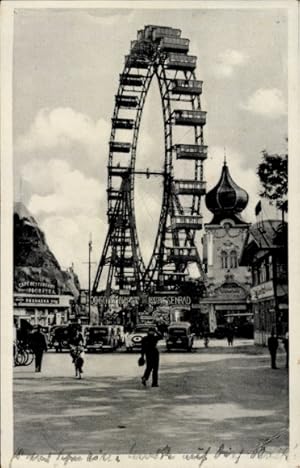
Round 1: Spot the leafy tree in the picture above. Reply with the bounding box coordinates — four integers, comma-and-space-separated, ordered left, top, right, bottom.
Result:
257, 148, 288, 211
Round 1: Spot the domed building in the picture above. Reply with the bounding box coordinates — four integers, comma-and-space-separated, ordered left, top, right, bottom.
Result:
205, 160, 249, 225
201, 161, 252, 336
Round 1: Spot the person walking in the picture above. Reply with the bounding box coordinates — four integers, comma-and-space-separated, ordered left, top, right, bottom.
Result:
30, 325, 47, 372
268, 329, 278, 369
140, 327, 162, 387
283, 331, 289, 369
69, 327, 84, 347
70, 344, 85, 379
69, 328, 84, 368
226, 327, 234, 346
203, 330, 209, 348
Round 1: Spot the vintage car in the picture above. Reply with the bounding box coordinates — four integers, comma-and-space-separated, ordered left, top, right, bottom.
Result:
84, 325, 119, 352
124, 324, 156, 352
49, 325, 81, 352
166, 322, 194, 352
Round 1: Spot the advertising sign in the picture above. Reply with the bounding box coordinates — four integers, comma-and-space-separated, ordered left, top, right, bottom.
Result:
15, 280, 57, 295
148, 296, 191, 306
14, 296, 59, 306
251, 281, 274, 301
215, 283, 245, 299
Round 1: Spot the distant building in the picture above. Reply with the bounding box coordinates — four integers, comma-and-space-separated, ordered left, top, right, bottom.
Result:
201, 161, 252, 334
240, 219, 288, 345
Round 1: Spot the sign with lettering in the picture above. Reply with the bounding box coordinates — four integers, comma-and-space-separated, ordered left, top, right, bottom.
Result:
14, 296, 59, 306
149, 296, 191, 306
214, 283, 246, 299
251, 281, 274, 301
91, 295, 192, 307
15, 280, 57, 295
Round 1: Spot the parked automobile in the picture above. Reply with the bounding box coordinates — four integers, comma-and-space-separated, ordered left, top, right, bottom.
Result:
125, 324, 156, 352
84, 325, 119, 352
166, 322, 194, 352
49, 326, 70, 351
49, 324, 81, 352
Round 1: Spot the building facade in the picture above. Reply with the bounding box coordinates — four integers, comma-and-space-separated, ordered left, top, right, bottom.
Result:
240, 220, 288, 345
13, 280, 74, 327
202, 161, 252, 334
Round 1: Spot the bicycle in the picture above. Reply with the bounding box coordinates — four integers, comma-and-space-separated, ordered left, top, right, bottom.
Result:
14, 341, 34, 366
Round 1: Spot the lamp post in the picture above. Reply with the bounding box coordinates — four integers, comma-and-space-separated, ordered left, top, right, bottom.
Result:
82, 234, 96, 325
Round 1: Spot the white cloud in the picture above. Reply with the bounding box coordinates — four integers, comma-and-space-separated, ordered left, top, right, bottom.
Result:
27, 159, 104, 218
15, 107, 110, 173
241, 88, 287, 118
41, 214, 106, 288
25, 158, 106, 289
213, 49, 248, 77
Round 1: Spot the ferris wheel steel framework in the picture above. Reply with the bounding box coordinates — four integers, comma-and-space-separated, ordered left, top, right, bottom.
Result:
92, 26, 207, 301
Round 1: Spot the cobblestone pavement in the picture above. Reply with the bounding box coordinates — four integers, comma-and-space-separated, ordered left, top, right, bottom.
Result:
14, 340, 288, 454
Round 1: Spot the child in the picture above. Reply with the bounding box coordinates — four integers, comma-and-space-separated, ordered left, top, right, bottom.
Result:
70, 345, 85, 379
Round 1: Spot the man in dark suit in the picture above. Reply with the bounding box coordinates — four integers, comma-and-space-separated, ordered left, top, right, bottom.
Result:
140, 327, 162, 387
31, 325, 47, 372
283, 331, 289, 369
268, 329, 278, 369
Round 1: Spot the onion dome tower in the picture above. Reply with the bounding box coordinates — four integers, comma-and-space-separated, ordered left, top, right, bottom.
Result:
205, 160, 249, 224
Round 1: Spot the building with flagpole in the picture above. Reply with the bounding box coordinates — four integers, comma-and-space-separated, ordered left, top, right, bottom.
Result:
201, 160, 252, 335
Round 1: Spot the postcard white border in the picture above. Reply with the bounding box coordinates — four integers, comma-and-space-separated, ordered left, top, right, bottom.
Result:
1, 1, 299, 467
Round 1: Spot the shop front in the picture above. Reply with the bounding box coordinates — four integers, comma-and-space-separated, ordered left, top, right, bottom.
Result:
202, 280, 252, 336
251, 281, 288, 345
13, 281, 74, 327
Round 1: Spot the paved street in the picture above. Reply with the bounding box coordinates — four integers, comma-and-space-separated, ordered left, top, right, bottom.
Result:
14, 339, 288, 454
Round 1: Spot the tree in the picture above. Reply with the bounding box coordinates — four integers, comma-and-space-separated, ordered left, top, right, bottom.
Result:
257, 148, 288, 211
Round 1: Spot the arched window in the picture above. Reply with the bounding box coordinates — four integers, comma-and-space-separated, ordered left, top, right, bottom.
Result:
230, 250, 238, 269
221, 251, 228, 269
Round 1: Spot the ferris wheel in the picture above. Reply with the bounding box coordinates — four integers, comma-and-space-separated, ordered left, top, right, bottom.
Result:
93, 25, 207, 299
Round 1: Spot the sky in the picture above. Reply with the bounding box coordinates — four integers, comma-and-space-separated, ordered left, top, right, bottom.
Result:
13, 7, 288, 288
